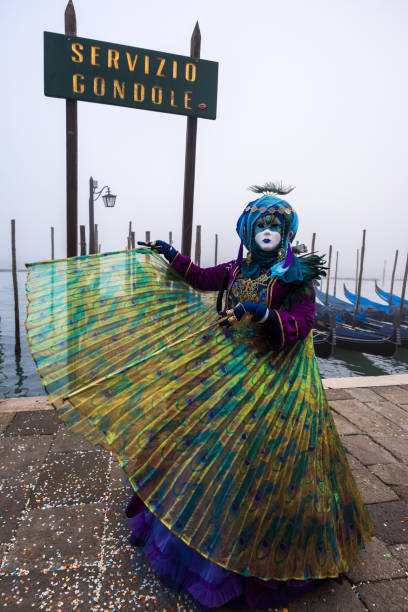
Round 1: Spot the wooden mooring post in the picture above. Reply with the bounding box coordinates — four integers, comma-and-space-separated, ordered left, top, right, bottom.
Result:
390, 250, 399, 305
89, 177, 96, 254
353, 230, 366, 326
399, 253, 408, 323
311, 233, 316, 253
333, 250, 339, 297
181, 22, 201, 257
214, 233, 218, 265
11, 220, 21, 356
355, 249, 359, 294
94, 224, 98, 254
169, 231, 173, 246
145, 231, 151, 243
51, 227, 55, 260
80, 225, 86, 255
195, 225, 201, 266
325, 245, 332, 305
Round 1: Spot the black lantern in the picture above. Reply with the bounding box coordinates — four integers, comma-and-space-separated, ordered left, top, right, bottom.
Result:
102, 187, 117, 208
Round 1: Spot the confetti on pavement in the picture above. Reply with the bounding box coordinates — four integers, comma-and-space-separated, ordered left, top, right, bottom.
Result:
0, 412, 198, 610
2, 401, 408, 611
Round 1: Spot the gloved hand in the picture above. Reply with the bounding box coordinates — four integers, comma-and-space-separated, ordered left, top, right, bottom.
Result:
219, 302, 269, 327
137, 240, 177, 263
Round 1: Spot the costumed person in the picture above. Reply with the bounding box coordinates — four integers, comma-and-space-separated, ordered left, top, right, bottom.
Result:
25, 182, 373, 611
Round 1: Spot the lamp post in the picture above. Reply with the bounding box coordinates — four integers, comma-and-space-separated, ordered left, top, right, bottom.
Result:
89, 176, 117, 254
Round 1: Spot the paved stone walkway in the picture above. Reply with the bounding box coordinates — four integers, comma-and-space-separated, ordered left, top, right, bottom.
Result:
0, 384, 408, 611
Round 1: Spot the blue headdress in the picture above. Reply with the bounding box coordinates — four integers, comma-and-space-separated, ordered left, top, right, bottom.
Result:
236, 183, 303, 283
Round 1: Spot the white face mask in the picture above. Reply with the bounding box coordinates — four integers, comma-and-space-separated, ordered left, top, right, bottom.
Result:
254, 229, 281, 252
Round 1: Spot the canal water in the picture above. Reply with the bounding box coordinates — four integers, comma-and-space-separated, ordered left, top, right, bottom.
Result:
0, 271, 407, 398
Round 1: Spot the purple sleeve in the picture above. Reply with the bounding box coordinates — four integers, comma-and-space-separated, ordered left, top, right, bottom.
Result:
271, 288, 316, 349
170, 252, 235, 291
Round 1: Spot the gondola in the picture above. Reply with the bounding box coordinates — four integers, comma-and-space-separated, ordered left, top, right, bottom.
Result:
314, 303, 399, 356
342, 314, 408, 349
343, 283, 408, 324
316, 288, 355, 312
375, 281, 408, 307
313, 327, 335, 359
316, 288, 373, 322
343, 284, 391, 312
334, 323, 398, 357
316, 302, 408, 348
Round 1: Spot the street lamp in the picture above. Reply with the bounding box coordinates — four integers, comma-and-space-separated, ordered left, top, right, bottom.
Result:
89, 177, 117, 254
102, 187, 116, 208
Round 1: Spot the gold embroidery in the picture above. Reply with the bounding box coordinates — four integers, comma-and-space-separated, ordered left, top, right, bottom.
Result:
267, 276, 278, 306
232, 272, 269, 305
170, 251, 179, 265
275, 310, 285, 349
184, 261, 192, 279
225, 267, 239, 309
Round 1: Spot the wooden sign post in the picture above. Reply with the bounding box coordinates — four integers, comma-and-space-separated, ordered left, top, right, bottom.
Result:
181, 23, 201, 257
64, 1, 78, 257
45, 3, 218, 259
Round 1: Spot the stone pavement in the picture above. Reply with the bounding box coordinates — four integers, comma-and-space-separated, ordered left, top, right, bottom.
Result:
0, 383, 408, 611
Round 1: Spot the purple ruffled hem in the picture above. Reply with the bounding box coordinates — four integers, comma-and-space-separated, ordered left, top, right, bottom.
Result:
126, 495, 334, 609
130, 511, 242, 608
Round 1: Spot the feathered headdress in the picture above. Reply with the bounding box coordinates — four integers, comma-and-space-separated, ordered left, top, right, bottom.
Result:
235, 182, 301, 282
248, 182, 295, 196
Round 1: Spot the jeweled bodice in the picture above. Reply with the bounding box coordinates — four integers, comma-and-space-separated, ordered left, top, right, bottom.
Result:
227, 271, 270, 309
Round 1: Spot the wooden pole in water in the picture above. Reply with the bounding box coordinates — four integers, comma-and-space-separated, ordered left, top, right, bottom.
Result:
355, 249, 359, 294
399, 252, 408, 323
325, 244, 332, 305
389, 250, 399, 305
65, 1, 78, 257
169, 231, 173, 246
51, 227, 55, 260
181, 22, 201, 257
131, 231, 135, 248
195, 225, 201, 266
214, 233, 218, 265
80, 225, 86, 255
311, 233, 316, 253
145, 231, 150, 243
127, 236, 131, 250
353, 230, 366, 326
89, 177, 95, 254
94, 224, 98, 254
333, 250, 339, 297
11, 220, 21, 356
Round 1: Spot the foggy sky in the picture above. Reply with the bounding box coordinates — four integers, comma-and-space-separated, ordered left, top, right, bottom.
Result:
2, 0, 407, 280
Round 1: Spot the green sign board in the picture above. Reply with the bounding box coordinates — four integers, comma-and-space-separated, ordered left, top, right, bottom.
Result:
44, 32, 218, 119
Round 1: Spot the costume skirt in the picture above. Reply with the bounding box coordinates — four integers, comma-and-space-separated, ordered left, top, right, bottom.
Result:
25, 248, 373, 605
